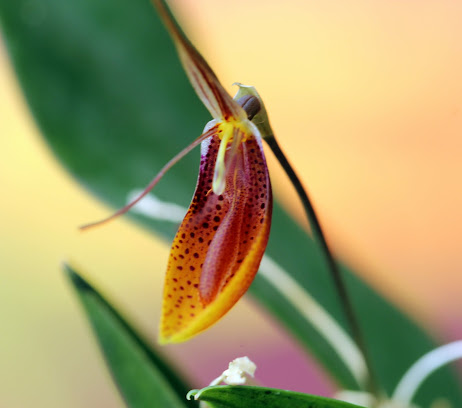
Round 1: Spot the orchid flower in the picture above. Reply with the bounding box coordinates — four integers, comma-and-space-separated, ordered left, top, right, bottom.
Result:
81, 0, 273, 344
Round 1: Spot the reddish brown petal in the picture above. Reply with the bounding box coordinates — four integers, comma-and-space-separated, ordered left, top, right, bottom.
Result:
159, 130, 272, 344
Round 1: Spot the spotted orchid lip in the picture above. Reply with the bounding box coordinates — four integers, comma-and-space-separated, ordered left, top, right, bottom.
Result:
159, 125, 272, 344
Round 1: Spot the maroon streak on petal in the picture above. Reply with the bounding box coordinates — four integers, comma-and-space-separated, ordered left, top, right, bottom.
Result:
199, 134, 247, 303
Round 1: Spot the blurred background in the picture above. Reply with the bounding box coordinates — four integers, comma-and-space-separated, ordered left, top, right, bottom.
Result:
1, 0, 461, 406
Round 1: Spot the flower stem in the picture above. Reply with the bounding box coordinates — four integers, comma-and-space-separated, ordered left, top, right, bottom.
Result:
264, 134, 379, 398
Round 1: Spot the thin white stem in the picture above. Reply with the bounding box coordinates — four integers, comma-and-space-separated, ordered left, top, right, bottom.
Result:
392, 340, 462, 405
259, 255, 368, 388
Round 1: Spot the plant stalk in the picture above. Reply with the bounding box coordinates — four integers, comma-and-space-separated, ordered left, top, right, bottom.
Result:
264, 134, 380, 398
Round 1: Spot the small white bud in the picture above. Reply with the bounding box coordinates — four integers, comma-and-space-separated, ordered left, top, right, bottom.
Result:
209, 356, 257, 386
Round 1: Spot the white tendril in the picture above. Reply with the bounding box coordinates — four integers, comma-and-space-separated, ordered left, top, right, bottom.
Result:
392, 340, 462, 405
259, 255, 368, 388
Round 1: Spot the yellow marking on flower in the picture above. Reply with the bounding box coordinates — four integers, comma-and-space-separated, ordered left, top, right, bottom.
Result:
213, 124, 233, 195
213, 119, 253, 195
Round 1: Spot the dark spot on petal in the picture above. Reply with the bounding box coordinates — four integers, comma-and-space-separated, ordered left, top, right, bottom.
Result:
193, 253, 199, 258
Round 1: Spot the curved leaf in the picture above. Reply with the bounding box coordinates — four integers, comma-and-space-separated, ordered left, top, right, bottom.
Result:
1, 0, 461, 405
188, 386, 365, 408
65, 264, 195, 408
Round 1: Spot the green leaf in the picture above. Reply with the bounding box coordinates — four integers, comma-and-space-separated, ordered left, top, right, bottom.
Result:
64, 264, 195, 408
188, 386, 365, 408
1, 0, 461, 405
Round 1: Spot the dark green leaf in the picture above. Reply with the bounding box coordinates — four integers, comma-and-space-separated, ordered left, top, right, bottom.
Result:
1, 0, 461, 405
188, 386, 364, 408
64, 264, 195, 408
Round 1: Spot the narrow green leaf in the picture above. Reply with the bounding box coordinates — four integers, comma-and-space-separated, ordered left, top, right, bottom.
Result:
188, 386, 365, 408
64, 264, 195, 408
1, 0, 461, 405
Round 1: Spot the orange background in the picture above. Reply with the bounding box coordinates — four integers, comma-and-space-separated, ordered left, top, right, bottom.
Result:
1, 0, 461, 406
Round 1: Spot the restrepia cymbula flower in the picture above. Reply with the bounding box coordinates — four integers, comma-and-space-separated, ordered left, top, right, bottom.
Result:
82, 0, 273, 344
